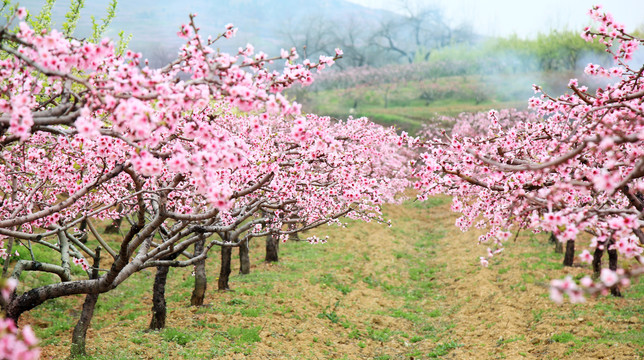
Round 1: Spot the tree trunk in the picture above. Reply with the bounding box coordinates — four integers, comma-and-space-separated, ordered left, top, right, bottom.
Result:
149, 252, 180, 330
265, 233, 279, 263
190, 238, 207, 306
5, 221, 145, 323
607, 240, 622, 297
592, 246, 604, 278
218, 246, 232, 290
70, 292, 99, 357
288, 223, 301, 241
149, 265, 170, 330
70, 248, 101, 358
2, 237, 15, 277
239, 240, 250, 275
2, 176, 17, 277
550, 232, 563, 254
562, 240, 575, 267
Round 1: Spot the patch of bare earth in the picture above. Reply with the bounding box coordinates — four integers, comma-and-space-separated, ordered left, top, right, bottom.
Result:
33, 199, 642, 359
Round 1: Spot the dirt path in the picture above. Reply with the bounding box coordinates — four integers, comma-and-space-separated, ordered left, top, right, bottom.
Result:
427, 202, 642, 359
32, 199, 643, 359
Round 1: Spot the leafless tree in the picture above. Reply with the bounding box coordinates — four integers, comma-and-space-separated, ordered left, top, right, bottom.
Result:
371, 1, 473, 63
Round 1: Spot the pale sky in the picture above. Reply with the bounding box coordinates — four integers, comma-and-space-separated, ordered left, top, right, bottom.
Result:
347, 0, 644, 38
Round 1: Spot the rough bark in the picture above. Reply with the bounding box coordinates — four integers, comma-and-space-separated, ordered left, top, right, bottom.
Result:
607, 240, 622, 297
592, 246, 604, 277
265, 233, 279, 263
562, 240, 575, 267
5, 220, 145, 323
70, 248, 101, 358
550, 232, 563, 254
190, 238, 207, 306
5, 279, 100, 323
239, 239, 250, 275
149, 265, 170, 330
288, 223, 301, 242
149, 252, 180, 330
218, 246, 232, 290
1, 236, 15, 277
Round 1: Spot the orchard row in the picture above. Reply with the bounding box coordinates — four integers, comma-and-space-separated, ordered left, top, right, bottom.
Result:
0, 4, 642, 359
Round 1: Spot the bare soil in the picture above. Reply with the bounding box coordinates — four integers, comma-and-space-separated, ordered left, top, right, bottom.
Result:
29, 199, 643, 359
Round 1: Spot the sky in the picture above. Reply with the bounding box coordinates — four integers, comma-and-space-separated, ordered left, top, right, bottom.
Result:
347, 0, 644, 38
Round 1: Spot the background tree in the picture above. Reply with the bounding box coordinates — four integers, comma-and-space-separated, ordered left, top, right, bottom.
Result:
371, 1, 472, 64
414, 6, 644, 303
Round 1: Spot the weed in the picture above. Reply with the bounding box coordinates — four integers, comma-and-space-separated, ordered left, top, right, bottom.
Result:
428, 340, 463, 358
161, 328, 195, 346
318, 301, 342, 324
551, 332, 576, 343
367, 327, 394, 342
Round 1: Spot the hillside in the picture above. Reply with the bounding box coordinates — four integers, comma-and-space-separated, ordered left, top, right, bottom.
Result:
17, 0, 393, 56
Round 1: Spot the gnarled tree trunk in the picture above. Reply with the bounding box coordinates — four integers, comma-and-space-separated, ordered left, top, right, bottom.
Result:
562, 240, 575, 267
190, 238, 207, 306
592, 245, 604, 277
149, 252, 180, 330
70, 247, 101, 358
239, 239, 250, 275
550, 232, 563, 254
265, 233, 279, 263
218, 246, 232, 290
607, 239, 622, 297
5, 222, 145, 323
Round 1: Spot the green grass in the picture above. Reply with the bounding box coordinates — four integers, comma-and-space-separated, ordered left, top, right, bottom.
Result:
23, 198, 644, 359
310, 273, 353, 294
225, 326, 261, 355
301, 72, 535, 134
161, 328, 197, 346
407, 195, 451, 209
428, 340, 463, 357
366, 327, 394, 342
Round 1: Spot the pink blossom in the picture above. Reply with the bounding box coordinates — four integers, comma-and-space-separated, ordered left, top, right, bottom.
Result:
479, 257, 489, 267
16, 7, 26, 19
579, 249, 593, 264
549, 286, 564, 304
600, 268, 618, 287
1, 278, 17, 302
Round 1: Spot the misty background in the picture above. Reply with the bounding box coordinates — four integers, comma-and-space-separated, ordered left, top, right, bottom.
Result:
13, 0, 644, 133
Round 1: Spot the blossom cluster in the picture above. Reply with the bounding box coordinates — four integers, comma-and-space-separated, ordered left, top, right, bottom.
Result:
414, 6, 644, 303
0, 6, 411, 328
0, 14, 344, 235
0, 279, 39, 360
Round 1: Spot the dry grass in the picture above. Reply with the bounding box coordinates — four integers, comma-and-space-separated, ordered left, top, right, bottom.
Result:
26, 197, 643, 359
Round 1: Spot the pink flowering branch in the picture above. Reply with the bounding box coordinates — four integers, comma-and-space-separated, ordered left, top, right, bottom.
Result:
414, 6, 644, 303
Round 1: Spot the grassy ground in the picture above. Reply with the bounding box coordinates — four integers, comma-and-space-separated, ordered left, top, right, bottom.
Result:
23, 197, 643, 359
298, 75, 525, 134
296, 70, 589, 134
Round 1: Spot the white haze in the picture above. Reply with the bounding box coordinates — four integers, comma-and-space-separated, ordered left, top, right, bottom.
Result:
347, 0, 644, 38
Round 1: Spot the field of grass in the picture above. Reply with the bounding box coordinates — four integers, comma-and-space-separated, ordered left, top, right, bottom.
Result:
295, 70, 589, 134
25, 197, 643, 359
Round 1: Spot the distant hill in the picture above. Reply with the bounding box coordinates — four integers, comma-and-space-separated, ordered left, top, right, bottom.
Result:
17, 0, 394, 61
